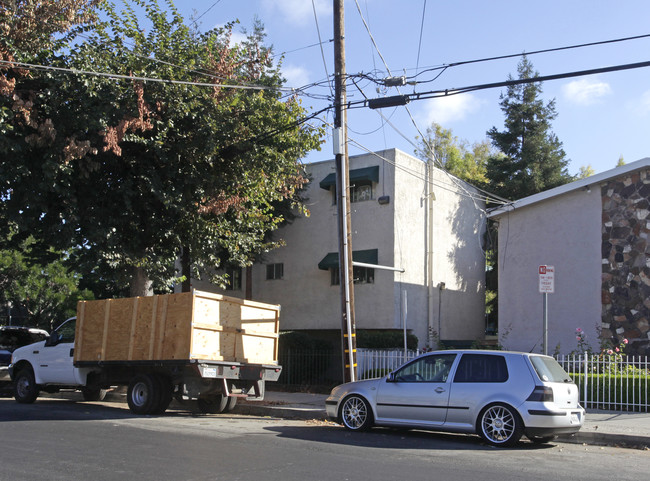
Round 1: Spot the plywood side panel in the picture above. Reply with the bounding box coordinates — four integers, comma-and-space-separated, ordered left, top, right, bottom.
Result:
130, 296, 157, 361
104, 298, 137, 361
159, 292, 192, 359
75, 299, 110, 362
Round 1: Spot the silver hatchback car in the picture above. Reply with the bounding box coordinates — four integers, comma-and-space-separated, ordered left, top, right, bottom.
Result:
326, 350, 584, 447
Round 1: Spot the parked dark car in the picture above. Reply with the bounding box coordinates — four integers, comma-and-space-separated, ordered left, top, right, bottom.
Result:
0, 326, 49, 383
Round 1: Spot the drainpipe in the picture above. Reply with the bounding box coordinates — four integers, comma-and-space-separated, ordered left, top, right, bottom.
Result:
426, 158, 436, 347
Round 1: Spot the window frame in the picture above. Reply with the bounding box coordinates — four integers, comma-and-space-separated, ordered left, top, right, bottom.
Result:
330, 265, 375, 286
453, 353, 509, 383
266, 263, 284, 280
225, 267, 242, 291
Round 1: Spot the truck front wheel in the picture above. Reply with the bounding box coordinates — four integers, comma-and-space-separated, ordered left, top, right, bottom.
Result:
14, 368, 39, 404
127, 374, 160, 415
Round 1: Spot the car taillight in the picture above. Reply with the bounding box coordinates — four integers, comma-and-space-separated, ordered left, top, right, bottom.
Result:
527, 386, 554, 402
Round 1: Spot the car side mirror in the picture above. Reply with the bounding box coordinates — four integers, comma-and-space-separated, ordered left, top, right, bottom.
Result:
387, 372, 396, 382
45, 332, 60, 347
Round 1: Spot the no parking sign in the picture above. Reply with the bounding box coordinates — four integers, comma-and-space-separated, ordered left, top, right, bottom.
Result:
539, 265, 555, 294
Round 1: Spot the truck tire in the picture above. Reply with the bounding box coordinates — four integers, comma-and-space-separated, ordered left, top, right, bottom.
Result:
197, 395, 228, 414
14, 368, 39, 404
127, 374, 160, 415
82, 387, 108, 402
223, 396, 237, 413
152, 374, 173, 414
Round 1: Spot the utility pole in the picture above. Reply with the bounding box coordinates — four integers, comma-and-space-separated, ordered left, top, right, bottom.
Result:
333, 0, 356, 383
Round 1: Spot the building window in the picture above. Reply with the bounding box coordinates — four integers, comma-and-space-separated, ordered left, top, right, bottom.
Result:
330, 181, 373, 205
331, 266, 375, 286
350, 181, 373, 203
266, 263, 284, 280
225, 267, 242, 291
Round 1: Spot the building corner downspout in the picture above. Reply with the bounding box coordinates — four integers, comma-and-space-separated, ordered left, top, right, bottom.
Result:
426, 158, 435, 347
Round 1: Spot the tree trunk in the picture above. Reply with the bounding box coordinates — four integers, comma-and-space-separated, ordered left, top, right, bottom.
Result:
245, 266, 252, 300
130, 266, 153, 297
181, 246, 191, 293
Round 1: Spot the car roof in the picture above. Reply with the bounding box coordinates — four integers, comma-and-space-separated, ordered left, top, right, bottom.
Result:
0, 325, 49, 335
422, 349, 552, 359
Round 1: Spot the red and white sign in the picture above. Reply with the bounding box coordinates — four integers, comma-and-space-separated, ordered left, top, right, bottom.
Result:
539, 265, 555, 293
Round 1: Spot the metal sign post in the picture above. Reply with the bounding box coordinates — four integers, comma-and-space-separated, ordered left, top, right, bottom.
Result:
538, 265, 555, 355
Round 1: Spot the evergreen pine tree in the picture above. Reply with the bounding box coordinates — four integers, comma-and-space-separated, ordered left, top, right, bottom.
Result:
486, 56, 573, 200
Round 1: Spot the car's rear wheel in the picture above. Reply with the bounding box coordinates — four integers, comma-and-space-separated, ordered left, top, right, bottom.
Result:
153, 374, 173, 414
340, 395, 373, 431
197, 394, 228, 414
127, 374, 160, 415
14, 368, 39, 404
81, 387, 108, 402
223, 395, 238, 413
478, 403, 523, 447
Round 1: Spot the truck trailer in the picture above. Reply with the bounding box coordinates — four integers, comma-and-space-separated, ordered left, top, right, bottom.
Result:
9, 290, 282, 415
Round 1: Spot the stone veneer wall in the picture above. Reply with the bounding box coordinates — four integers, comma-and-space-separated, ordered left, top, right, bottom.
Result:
601, 168, 650, 355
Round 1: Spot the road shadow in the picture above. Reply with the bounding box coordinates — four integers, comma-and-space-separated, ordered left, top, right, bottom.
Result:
263, 424, 556, 452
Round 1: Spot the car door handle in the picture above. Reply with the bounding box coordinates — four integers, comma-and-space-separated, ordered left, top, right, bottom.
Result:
435, 387, 446, 393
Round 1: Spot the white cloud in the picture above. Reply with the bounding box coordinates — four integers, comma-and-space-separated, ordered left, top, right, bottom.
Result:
262, 0, 331, 26
282, 65, 310, 88
210, 23, 247, 45
562, 78, 611, 105
421, 94, 482, 125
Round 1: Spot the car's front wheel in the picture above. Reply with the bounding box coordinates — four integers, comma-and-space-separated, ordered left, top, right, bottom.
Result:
14, 368, 39, 404
340, 395, 373, 431
478, 403, 523, 447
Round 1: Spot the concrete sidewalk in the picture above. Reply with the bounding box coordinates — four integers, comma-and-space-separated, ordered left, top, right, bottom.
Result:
237, 391, 650, 449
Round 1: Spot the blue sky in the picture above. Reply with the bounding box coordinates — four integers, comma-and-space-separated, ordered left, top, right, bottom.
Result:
170, 0, 650, 176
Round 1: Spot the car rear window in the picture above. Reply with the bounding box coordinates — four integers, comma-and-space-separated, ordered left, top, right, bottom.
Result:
453, 354, 508, 383
530, 356, 572, 383
0, 329, 45, 350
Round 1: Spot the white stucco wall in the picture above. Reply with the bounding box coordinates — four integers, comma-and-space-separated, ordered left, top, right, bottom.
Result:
248, 150, 397, 331
494, 188, 602, 354
190, 149, 486, 348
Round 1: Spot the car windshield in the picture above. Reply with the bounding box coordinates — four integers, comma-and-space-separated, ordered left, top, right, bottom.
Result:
530, 355, 572, 383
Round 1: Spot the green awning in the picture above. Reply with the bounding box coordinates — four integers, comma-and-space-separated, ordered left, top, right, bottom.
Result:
319, 166, 379, 190
318, 249, 378, 270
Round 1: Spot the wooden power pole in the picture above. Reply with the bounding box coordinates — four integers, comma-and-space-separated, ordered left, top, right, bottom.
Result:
333, 0, 357, 383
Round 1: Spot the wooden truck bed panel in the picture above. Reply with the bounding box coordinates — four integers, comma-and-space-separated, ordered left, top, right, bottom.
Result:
74, 291, 279, 365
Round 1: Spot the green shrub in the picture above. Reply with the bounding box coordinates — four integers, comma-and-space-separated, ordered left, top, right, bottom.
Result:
570, 372, 650, 410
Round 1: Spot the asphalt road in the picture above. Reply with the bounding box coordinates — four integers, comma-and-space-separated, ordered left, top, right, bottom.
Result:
2, 397, 649, 481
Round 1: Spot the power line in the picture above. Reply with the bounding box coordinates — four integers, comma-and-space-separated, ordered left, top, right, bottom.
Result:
0, 58, 300, 93
411, 32, 650, 80
349, 59, 650, 109
414, 0, 427, 74
311, 0, 333, 97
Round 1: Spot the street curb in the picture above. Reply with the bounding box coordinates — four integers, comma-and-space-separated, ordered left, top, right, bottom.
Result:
233, 404, 327, 420
558, 431, 650, 449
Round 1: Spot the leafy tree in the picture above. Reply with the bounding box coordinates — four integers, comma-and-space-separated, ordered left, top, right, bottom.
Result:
577, 165, 595, 179
486, 56, 573, 201
616, 155, 625, 167
1, 0, 323, 297
0, 231, 93, 330
415, 122, 491, 185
